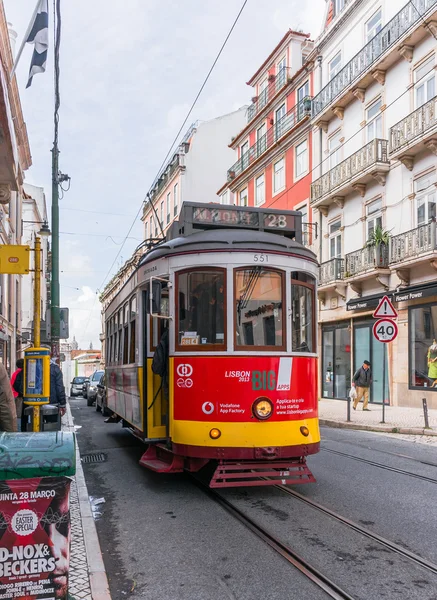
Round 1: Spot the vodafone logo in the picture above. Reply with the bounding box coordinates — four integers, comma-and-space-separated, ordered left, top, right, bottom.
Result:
177, 364, 193, 377
202, 401, 214, 415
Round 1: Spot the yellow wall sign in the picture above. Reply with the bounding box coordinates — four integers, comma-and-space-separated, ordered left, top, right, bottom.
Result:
0, 245, 30, 274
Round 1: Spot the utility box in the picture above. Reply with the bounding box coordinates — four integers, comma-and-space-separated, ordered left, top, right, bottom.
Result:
23, 347, 50, 402
0, 432, 76, 600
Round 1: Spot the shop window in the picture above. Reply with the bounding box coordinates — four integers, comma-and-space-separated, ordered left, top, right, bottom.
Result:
177, 269, 226, 349
414, 56, 435, 108
410, 303, 437, 389
235, 268, 284, 350
329, 220, 342, 258
322, 326, 351, 398
366, 98, 382, 141
366, 198, 382, 240
415, 172, 436, 226
291, 273, 315, 353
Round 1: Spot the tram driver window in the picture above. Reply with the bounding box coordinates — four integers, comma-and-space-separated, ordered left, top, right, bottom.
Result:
177, 269, 226, 348
291, 272, 315, 353
235, 268, 285, 350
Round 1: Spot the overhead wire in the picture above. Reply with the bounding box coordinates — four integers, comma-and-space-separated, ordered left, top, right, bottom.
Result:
80, 0, 248, 337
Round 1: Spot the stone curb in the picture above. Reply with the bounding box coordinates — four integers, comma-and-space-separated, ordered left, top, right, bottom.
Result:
320, 418, 437, 436
66, 404, 112, 600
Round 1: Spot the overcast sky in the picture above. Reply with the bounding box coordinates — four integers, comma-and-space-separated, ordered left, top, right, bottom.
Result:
5, 0, 325, 349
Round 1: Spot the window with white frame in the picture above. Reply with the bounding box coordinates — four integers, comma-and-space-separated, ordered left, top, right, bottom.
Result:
276, 56, 287, 88
154, 215, 158, 238
328, 130, 342, 169
257, 123, 267, 156
295, 140, 308, 178
145, 221, 148, 240
329, 52, 342, 79
259, 78, 268, 106
239, 187, 248, 207
273, 158, 285, 193
415, 172, 436, 226
366, 9, 382, 42
275, 104, 286, 139
329, 220, 342, 258
173, 183, 178, 216
166, 192, 171, 224
334, 0, 345, 16
297, 81, 310, 118
366, 198, 382, 240
255, 174, 265, 206
366, 98, 382, 141
240, 141, 249, 169
414, 56, 435, 108
160, 201, 164, 226
220, 190, 229, 205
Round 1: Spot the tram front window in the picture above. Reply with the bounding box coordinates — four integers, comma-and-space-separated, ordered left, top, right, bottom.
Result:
235, 268, 285, 350
291, 273, 315, 353
177, 269, 226, 348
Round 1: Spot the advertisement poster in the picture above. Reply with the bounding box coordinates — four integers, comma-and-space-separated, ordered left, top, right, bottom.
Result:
0, 477, 71, 600
174, 356, 317, 422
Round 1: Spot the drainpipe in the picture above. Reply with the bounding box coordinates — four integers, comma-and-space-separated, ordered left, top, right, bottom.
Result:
317, 55, 323, 263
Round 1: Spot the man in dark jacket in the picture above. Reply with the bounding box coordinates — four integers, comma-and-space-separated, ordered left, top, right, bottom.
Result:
50, 361, 67, 416
352, 360, 372, 411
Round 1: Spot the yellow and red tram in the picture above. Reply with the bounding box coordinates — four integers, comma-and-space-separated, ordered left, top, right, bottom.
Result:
103, 202, 320, 487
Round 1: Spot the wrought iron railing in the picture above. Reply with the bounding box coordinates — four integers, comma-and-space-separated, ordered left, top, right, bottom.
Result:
389, 94, 437, 153
389, 222, 437, 263
150, 156, 180, 198
228, 97, 312, 181
312, 0, 437, 117
247, 67, 289, 122
319, 258, 344, 285
311, 139, 389, 203
345, 245, 389, 277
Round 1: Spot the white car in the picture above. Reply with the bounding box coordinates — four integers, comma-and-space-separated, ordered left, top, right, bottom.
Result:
86, 370, 104, 406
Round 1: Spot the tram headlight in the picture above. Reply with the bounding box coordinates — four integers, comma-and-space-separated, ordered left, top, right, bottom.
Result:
252, 398, 273, 420
209, 428, 221, 439
300, 426, 310, 437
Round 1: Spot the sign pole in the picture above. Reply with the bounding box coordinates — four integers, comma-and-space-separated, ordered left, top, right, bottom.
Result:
381, 344, 386, 424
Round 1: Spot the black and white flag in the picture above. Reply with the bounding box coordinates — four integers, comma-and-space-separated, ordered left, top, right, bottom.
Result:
25, 0, 49, 88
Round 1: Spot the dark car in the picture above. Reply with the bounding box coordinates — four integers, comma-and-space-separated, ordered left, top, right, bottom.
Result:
86, 369, 104, 406
96, 373, 110, 416
82, 377, 90, 397
70, 376, 87, 397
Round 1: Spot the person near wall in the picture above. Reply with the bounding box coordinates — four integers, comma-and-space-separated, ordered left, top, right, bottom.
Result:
50, 359, 67, 417
427, 340, 437, 387
352, 360, 372, 411
11, 358, 25, 431
0, 362, 17, 432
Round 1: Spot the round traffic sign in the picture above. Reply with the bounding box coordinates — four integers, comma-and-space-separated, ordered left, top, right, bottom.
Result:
373, 318, 398, 343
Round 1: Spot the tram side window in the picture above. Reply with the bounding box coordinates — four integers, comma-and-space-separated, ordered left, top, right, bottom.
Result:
123, 303, 129, 364
129, 297, 137, 363
291, 272, 315, 353
235, 268, 285, 350
177, 269, 226, 348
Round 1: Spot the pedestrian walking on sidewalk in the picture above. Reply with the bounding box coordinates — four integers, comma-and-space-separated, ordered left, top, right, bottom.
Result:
0, 362, 17, 432
11, 358, 25, 431
352, 360, 372, 411
50, 359, 67, 417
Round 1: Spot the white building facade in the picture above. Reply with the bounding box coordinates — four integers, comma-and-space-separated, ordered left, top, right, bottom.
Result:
311, 0, 437, 408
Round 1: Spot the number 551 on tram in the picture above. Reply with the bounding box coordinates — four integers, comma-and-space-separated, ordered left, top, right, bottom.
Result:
103, 202, 320, 487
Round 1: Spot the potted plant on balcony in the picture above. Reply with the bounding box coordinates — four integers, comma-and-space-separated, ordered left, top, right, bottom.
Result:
365, 225, 391, 267
303, 97, 312, 114
268, 74, 275, 82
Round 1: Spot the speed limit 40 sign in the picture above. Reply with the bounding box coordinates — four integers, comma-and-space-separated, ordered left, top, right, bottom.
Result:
373, 318, 398, 343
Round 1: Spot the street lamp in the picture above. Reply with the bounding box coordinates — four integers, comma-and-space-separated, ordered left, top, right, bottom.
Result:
38, 221, 51, 238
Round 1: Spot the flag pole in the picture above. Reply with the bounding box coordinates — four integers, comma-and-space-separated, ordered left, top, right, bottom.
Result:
10, 0, 41, 79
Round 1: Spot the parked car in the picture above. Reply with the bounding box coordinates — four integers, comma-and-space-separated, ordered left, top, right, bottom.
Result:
82, 377, 90, 398
70, 376, 87, 397
86, 370, 104, 406
96, 373, 110, 416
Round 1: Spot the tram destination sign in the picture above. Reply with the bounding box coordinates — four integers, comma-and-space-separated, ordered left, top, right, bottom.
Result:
180, 202, 301, 242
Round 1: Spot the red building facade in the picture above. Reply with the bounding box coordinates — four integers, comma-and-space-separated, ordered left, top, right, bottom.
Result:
218, 30, 315, 235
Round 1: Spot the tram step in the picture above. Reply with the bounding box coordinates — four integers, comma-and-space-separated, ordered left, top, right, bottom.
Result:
210, 459, 316, 488
139, 445, 184, 473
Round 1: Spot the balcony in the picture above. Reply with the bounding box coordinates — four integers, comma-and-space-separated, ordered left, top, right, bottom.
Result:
246, 67, 289, 123
389, 95, 437, 166
311, 139, 389, 208
318, 258, 346, 301
344, 245, 390, 292
150, 155, 181, 199
227, 97, 312, 182
389, 223, 437, 283
312, 0, 437, 121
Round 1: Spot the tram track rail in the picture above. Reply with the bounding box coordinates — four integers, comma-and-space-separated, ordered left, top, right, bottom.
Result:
321, 447, 437, 484
274, 485, 437, 576
190, 475, 356, 600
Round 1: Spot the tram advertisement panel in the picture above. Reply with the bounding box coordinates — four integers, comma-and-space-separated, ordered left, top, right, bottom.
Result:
0, 477, 71, 600
174, 357, 317, 422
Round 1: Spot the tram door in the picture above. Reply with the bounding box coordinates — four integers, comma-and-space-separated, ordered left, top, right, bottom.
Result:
143, 290, 169, 440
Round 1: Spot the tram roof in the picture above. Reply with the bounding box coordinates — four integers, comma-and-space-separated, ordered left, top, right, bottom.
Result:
138, 227, 317, 266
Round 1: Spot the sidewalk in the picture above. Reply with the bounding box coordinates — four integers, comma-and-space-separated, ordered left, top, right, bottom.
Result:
319, 398, 437, 436
62, 404, 111, 600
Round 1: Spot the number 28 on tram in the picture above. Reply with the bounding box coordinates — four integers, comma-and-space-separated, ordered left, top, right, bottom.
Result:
104, 203, 320, 487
